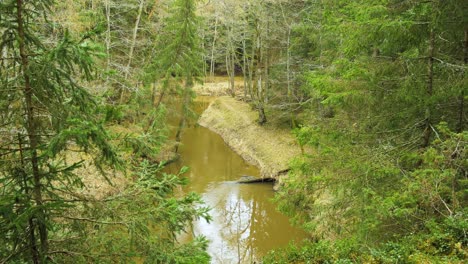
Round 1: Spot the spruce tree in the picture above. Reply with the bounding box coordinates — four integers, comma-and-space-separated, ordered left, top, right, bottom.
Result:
271, 0, 467, 261
147, 0, 203, 151
0, 0, 118, 262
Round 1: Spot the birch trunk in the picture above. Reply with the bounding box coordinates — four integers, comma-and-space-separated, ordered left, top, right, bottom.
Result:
121, 0, 145, 101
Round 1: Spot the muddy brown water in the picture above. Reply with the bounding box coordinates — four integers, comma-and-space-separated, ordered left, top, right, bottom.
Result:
165, 97, 306, 263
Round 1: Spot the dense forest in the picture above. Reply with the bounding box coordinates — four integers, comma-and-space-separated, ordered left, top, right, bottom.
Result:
1, 0, 466, 263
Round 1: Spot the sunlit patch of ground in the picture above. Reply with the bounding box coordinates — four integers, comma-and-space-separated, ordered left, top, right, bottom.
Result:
193, 76, 245, 96
198, 96, 301, 178
65, 150, 128, 200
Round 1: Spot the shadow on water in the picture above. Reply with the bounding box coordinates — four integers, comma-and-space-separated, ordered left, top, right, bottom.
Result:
165, 96, 306, 263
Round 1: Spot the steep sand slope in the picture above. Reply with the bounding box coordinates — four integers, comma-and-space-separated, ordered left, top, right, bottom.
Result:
198, 96, 300, 178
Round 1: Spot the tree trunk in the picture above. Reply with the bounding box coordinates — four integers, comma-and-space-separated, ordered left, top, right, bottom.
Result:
256, 62, 267, 125
210, 15, 219, 80
242, 36, 248, 99
225, 47, 235, 97
121, 0, 145, 102
286, 27, 296, 127
225, 25, 236, 97
18, 134, 40, 264
151, 81, 159, 106
279, 3, 295, 127
16, 0, 47, 261
229, 47, 236, 97
231, 48, 236, 97
458, 29, 467, 133
155, 75, 169, 109
105, 0, 111, 84
174, 79, 193, 153
264, 17, 270, 105
252, 20, 267, 125
248, 27, 256, 102
201, 29, 207, 82
422, 29, 435, 147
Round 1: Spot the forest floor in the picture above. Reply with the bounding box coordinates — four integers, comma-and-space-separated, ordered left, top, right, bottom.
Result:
67, 151, 128, 200
198, 96, 301, 179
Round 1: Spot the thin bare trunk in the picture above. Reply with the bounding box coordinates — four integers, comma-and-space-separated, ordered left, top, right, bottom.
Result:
210, 15, 219, 79
126, 0, 144, 78
248, 39, 255, 101
264, 18, 270, 104
286, 28, 296, 127
174, 79, 193, 153
255, 26, 266, 125
121, 0, 145, 101
105, 0, 111, 84
230, 50, 235, 96
422, 29, 435, 147
242, 36, 248, 99
248, 23, 257, 102
226, 36, 235, 97
286, 28, 291, 101
225, 50, 233, 96
155, 90, 165, 109
458, 29, 467, 133
201, 30, 207, 82
279, 3, 296, 127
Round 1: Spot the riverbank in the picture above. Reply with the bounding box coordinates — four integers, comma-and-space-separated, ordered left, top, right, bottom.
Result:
198, 96, 301, 179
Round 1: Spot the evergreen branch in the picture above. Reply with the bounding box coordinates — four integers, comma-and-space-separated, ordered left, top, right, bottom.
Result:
60, 216, 127, 226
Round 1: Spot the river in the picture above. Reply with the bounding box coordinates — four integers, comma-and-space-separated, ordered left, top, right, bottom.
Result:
165, 97, 306, 263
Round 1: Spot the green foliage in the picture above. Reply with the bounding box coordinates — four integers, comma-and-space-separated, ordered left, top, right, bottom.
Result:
147, 0, 203, 85
103, 104, 125, 123
0, 0, 123, 262
263, 240, 359, 264
53, 160, 211, 263
1, 1, 210, 263
298, 0, 466, 137
121, 105, 168, 161
275, 6, 467, 261
292, 126, 320, 154
274, 118, 467, 261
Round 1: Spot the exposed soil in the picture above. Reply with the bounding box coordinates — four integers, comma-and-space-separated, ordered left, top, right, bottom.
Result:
198, 96, 301, 178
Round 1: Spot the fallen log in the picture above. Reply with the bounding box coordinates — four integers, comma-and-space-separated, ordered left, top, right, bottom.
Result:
237, 176, 275, 184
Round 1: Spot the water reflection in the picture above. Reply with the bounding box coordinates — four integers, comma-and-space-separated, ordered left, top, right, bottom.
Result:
166, 98, 306, 263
